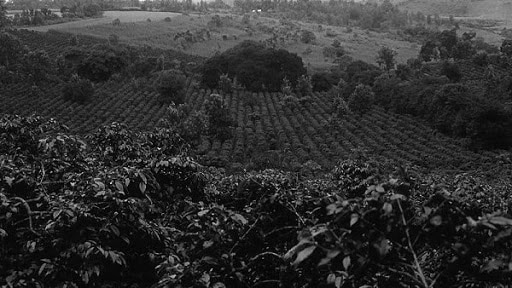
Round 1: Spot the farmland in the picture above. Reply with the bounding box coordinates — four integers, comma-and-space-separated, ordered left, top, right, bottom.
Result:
3, 1, 512, 287
29, 12, 419, 69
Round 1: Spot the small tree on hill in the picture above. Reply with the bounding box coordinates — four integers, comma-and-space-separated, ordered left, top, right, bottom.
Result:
300, 29, 316, 44
156, 69, 187, 104
441, 61, 462, 83
0, 0, 9, 30
0, 32, 25, 67
62, 74, 95, 103
204, 94, 234, 140
376, 46, 397, 72
501, 39, 512, 57
348, 84, 374, 114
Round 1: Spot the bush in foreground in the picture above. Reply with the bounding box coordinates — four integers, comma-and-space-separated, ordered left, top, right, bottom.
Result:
1, 117, 512, 288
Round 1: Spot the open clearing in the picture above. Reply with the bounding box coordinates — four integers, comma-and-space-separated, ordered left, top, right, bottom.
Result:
33, 12, 419, 69
26, 10, 182, 32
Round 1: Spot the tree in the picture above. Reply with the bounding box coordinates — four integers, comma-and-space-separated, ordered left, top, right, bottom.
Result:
156, 69, 187, 104
441, 61, 461, 83
0, 32, 26, 67
376, 46, 397, 71
0, 0, 8, 29
348, 84, 374, 114
501, 39, 512, 57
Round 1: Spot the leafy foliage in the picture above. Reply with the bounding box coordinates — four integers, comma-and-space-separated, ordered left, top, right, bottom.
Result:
348, 84, 375, 114
201, 40, 307, 92
62, 74, 95, 103
155, 69, 187, 104
376, 46, 397, 71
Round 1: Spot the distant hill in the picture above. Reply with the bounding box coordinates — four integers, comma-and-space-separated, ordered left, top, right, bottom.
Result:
399, 0, 512, 20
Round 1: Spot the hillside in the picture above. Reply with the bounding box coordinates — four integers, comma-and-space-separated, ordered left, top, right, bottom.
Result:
399, 0, 512, 21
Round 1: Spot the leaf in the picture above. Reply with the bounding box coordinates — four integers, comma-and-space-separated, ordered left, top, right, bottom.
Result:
342, 256, 351, 270
114, 181, 124, 192
203, 240, 214, 249
139, 182, 146, 194
292, 245, 316, 266
232, 213, 248, 225
283, 239, 313, 261
198, 209, 209, 217
335, 276, 343, 288
326, 203, 338, 215
139, 172, 147, 184
318, 249, 341, 266
373, 238, 391, 257
482, 259, 503, 272
110, 225, 120, 237
0, 228, 7, 238
390, 193, 406, 201
382, 202, 393, 214
489, 216, 512, 226
327, 273, 336, 284
375, 185, 385, 193
350, 213, 359, 227
4, 176, 14, 187
430, 215, 443, 226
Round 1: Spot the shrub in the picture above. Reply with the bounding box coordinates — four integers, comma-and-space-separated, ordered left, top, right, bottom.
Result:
218, 73, 233, 93
201, 40, 306, 92
300, 29, 316, 44
376, 46, 397, 71
441, 61, 462, 82
164, 17, 172, 22
295, 74, 312, 96
112, 18, 120, 26
20, 49, 54, 83
108, 34, 119, 45
472, 52, 489, 67
311, 72, 338, 92
156, 69, 187, 104
74, 45, 129, 82
83, 3, 102, 17
0, 32, 25, 68
62, 74, 95, 103
348, 84, 374, 114
204, 94, 234, 140
501, 39, 512, 57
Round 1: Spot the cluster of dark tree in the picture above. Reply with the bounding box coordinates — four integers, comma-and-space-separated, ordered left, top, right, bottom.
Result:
301, 38, 512, 149
60, 3, 103, 18
234, 0, 431, 30
0, 31, 59, 84
201, 40, 306, 92
374, 75, 512, 149
9, 8, 60, 26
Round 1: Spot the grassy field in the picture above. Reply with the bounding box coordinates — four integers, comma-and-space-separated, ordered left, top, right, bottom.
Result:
27, 10, 182, 32
32, 12, 419, 70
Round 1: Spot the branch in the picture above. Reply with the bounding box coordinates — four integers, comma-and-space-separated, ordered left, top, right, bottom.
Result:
10, 196, 41, 237
397, 198, 429, 288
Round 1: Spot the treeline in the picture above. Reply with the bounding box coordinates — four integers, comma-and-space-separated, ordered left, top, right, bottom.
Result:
233, 0, 454, 31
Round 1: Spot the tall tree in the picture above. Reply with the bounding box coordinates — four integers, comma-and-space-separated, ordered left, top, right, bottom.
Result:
376, 46, 397, 72
0, 0, 9, 30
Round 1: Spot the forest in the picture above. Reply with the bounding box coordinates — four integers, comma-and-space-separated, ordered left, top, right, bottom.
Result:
1, 0, 512, 287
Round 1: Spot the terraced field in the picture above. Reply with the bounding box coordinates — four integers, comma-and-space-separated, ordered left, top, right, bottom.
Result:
1, 30, 505, 172
1, 76, 500, 171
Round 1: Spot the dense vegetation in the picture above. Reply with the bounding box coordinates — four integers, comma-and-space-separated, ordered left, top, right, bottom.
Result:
2, 113, 512, 288
201, 40, 306, 92
2, 1, 512, 286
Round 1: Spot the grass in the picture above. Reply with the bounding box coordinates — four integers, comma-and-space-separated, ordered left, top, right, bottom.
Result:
37, 12, 420, 70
